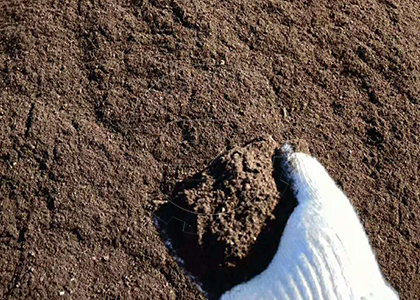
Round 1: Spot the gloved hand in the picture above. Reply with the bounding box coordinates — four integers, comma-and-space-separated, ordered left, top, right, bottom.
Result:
220, 145, 399, 300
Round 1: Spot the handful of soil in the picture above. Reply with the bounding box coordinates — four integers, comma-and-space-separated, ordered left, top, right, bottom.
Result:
155, 136, 296, 298
182, 136, 280, 259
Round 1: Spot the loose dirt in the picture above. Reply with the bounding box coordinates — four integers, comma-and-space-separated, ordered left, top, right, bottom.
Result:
1, 0, 419, 299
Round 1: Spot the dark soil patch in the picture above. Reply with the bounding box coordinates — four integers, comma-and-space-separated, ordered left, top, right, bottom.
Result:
1, 0, 419, 299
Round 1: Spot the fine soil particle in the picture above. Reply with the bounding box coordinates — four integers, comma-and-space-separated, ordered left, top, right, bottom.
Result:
1, 0, 419, 299
155, 136, 297, 298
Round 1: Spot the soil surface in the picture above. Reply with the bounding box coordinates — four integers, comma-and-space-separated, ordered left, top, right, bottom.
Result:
1, 0, 419, 299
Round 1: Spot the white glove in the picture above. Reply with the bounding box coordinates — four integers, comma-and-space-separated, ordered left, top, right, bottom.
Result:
220, 145, 399, 300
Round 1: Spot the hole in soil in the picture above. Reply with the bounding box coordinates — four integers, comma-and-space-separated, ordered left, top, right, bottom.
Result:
46, 195, 55, 211
366, 127, 384, 145
154, 139, 297, 299
70, 228, 84, 242
18, 228, 27, 243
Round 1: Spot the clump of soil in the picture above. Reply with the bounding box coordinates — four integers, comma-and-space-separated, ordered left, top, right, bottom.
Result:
155, 136, 297, 299
185, 136, 281, 259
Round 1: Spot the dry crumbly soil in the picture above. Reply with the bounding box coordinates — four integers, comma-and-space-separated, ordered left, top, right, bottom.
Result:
1, 0, 419, 299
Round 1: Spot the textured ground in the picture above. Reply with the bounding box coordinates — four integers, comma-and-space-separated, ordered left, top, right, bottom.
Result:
1, 0, 419, 299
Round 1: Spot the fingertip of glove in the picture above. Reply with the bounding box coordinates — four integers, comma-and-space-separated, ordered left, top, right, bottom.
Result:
278, 141, 339, 206
279, 141, 311, 174
281, 143, 293, 154
282, 139, 310, 155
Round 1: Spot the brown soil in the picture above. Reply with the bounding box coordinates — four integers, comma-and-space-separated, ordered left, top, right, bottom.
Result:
1, 0, 419, 299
